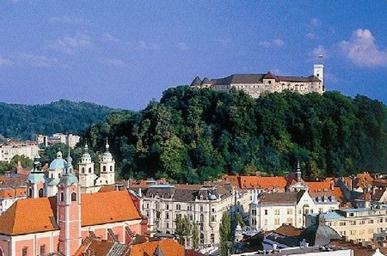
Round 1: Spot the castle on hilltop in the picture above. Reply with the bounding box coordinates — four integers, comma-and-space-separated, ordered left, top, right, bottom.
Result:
190, 64, 325, 98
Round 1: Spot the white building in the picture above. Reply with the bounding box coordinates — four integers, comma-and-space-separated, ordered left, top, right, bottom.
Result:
0, 141, 39, 162
138, 183, 249, 247
37, 133, 80, 148
250, 189, 339, 231
191, 64, 324, 98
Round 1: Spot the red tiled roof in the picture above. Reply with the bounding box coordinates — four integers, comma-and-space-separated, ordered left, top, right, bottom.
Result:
128, 239, 185, 256
0, 190, 141, 235
305, 181, 332, 192
239, 176, 287, 189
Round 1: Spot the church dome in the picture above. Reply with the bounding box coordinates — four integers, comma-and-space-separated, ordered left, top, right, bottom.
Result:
49, 151, 67, 170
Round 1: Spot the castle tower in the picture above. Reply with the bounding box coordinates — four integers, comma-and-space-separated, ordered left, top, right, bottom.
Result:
99, 139, 115, 185
78, 143, 96, 193
313, 63, 324, 88
46, 150, 67, 197
57, 150, 81, 256
26, 155, 45, 198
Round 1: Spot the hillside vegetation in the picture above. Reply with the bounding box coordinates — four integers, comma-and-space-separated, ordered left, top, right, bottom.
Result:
0, 99, 113, 140
84, 87, 387, 183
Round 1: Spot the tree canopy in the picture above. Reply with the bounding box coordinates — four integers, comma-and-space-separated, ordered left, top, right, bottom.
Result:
83, 86, 387, 182
0, 99, 113, 140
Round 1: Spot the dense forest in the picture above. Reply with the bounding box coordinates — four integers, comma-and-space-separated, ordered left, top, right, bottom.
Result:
0, 100, 113, 139
83, 87, 387, 183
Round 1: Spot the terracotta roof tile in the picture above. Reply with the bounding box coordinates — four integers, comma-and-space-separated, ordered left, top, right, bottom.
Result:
0, 190, 141, 235
240, 176, 287, 190
128, 239, 185, 256
305, 181, 332, 192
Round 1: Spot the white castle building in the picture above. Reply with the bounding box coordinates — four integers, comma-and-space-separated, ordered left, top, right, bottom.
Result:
190, 64, 324, 98
26, 141, 116, 198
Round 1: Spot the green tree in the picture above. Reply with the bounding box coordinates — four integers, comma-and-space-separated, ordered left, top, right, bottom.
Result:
219, 212, 232, 256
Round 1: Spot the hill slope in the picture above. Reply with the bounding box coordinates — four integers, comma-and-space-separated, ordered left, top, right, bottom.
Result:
84, 87, 387, 182
0, 99, 114, 139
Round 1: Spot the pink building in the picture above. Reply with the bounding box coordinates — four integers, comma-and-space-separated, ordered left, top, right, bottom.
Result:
0, 154, 146, 256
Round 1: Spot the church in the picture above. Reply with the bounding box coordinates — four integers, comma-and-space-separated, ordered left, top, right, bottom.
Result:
26, 141, 116, 198
0, 144, 147, 256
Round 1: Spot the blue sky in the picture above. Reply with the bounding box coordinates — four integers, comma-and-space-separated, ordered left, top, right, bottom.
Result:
0, 0, 386, 109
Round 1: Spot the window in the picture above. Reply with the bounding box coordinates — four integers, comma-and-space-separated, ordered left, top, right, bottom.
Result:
103, 166, 106, 172
339, 221, 347, 226
275, 218, 280, 225
110, 166, 113, 172
212, 208, 215, 213
210, 234, 215, 244
252, 209, 256, 215
81, 167, 85, 173
287, 209, 293, 215
379, 218, 383, 223
350, 221, 356, 225
200, 233, 204, 244
368, 220, 374, 224
22, 247, 28, 256
252, 218, 256, 225
176, 204, 181, 210
211, 215, 216, 222
200, 214, 204, 222
264, 209, 268, 215
200, 206, 204, 212
60, 192, 64, 202
275, 209, 280, 215
39, 188, 44, 198
166, 212, 169, 219
166, 223, 169, 229
88, 167, 92, 173
287, 218, 293, 224
40, 245, 46, 255
28, 188, 32, 197
71, 192, 77, 202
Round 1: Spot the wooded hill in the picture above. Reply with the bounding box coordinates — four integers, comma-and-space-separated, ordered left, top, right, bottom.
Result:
84, 87, 387, 183
0, 99, 113, 140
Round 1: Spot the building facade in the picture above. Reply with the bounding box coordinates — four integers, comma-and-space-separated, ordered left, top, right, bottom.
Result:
307, 204, 387, 243
0, 141, 39, 162
250, 189, 339, 231
190, 64, 324, 98
138, 183, 249, 247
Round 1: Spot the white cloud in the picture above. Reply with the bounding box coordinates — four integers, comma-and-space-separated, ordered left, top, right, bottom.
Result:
15, 54, 59, 68
310, 18, 321, 28
311, 45, 327, 59
340, 28, 387, 67
176, 42, 188, 51
135, 41, 160, 50
101, 33, 121, 43
0, 56, 13, 67
48, 16, 87, 26
49, 33, 93, 54
99, 57, 128, 68
306, 32, 318, 40
259, 38, 284, 48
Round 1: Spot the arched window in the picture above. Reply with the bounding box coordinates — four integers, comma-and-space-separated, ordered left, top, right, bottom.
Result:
88, 167, 92, 173
103, 166, 106, 172
39, 188, 44, 198
28, 188, 32, 197
60, 192, 64, 202
210, 233, 215, 244
81, 167, 85, 174
110, 166, 113, 172
200, 233, 204, 244
200, 214, 204, 222
71, 192, 77, 202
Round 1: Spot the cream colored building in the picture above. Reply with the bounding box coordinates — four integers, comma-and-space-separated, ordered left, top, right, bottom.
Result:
307, 204, 387, 243
37, 133, 80, 148
0, 141, 39, 162
191, 64, 324, 98
250, 189, 339, 231
138, 183, 249, 248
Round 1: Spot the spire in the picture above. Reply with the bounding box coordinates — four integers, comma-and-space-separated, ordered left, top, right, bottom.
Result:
57, 149, 63, 159
296, 160, 302, 182
105, 138, 110, 152
84, 142, 89, 152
